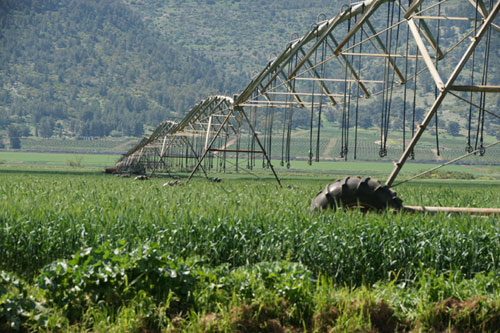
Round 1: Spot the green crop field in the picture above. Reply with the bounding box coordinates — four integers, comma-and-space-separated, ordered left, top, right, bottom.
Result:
18, 138, 137, 154
0, 151, 120, 170
1, 166, 500, 331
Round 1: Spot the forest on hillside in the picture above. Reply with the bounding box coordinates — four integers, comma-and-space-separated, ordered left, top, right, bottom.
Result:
0, 0, 240, 143
123, 0, 344, 76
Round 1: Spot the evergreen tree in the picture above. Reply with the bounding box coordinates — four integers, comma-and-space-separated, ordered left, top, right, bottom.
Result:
39, 117, 55, 138
447, 121, 460, 136
7, 125, 21, 149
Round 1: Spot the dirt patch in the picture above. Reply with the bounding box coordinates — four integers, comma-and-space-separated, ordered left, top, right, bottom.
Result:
431, 149, 444, 161
321, 138, 336, 159
362, 300, 408, 333
312, 305, 340, 332
416, 297, 500, 332
197, 312, 219, 330
367, 300, 397, 332
160, 297, 500, 332
231, 303, 286, 333
230, 299, 308, 333
312, 299, 408, 332
216, 137, 237, 151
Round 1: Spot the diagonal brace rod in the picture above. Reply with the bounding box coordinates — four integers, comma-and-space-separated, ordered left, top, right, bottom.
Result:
188, 111, 234, 183
408, 18, 444, 90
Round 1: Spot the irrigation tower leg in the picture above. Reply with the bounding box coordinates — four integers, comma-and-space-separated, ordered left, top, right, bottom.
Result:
182, 136, 209, 179
187, 110, 235, 183
186, 105, 282, 187
236, 106, 282, 187
149, 135, 176, 177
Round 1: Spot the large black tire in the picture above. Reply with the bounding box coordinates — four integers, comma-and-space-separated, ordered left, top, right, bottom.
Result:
310, 176, 403, 212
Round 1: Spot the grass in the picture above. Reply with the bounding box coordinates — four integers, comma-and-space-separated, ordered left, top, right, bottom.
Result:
3, 150, 500, 182
0, 151, 120, 169
1, 167, 500, 331
19, 137, 136, 153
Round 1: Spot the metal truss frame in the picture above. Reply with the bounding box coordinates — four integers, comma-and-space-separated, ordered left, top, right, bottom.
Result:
119, 0, 500, 187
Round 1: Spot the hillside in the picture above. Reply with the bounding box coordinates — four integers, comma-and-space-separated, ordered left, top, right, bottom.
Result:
122, 0, 342, 78
0, 0, 239, 139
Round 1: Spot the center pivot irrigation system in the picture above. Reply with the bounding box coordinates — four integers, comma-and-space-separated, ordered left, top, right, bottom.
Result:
117, 0, 500, 213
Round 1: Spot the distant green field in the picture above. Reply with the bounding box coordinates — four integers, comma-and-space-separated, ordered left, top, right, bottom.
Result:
164, 156, 500, 183
0, 151, 120, 169
274, 159, 500, 176
19, 137, 136, 153
2, 150, 499, 187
